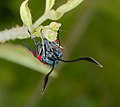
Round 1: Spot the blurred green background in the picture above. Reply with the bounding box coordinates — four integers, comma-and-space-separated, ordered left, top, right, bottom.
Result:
0, 0, 120, 107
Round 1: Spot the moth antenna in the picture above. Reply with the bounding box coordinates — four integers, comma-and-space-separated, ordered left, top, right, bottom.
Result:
22, 41, 33, 52
59, 57, 103, 68
57, 30, 61, 46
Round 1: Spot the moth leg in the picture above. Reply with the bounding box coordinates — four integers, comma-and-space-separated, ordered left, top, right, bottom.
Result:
22, 41, 37, 57
42, 61, 55, 93
27, 30, 42, 54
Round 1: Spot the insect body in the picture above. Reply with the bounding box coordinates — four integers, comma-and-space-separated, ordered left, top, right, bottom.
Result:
24, 30, 103, 93
29, 39, 62, 66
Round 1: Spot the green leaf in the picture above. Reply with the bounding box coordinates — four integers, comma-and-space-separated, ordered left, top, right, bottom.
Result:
0, 44, 57, 77
41, 22, 61, 42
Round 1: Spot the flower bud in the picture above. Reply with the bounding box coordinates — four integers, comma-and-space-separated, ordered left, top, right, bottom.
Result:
46, 0, 83, 20
42, 22, 61, 42
45, 0, 55, 13
50, 22, 61, 31
56, 0, 83, 14
42, 28, 57, 42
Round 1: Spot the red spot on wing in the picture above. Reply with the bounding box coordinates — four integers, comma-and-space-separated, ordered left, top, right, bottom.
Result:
36, 54, 42, 61
29, 50, 46, 64
29, 51, 35, 55
30, 51, 42, 61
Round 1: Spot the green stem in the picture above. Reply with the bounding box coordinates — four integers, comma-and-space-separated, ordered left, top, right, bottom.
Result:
0, 26, 28, 43
0, 26, 41, 43
33, 14, 48, 29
